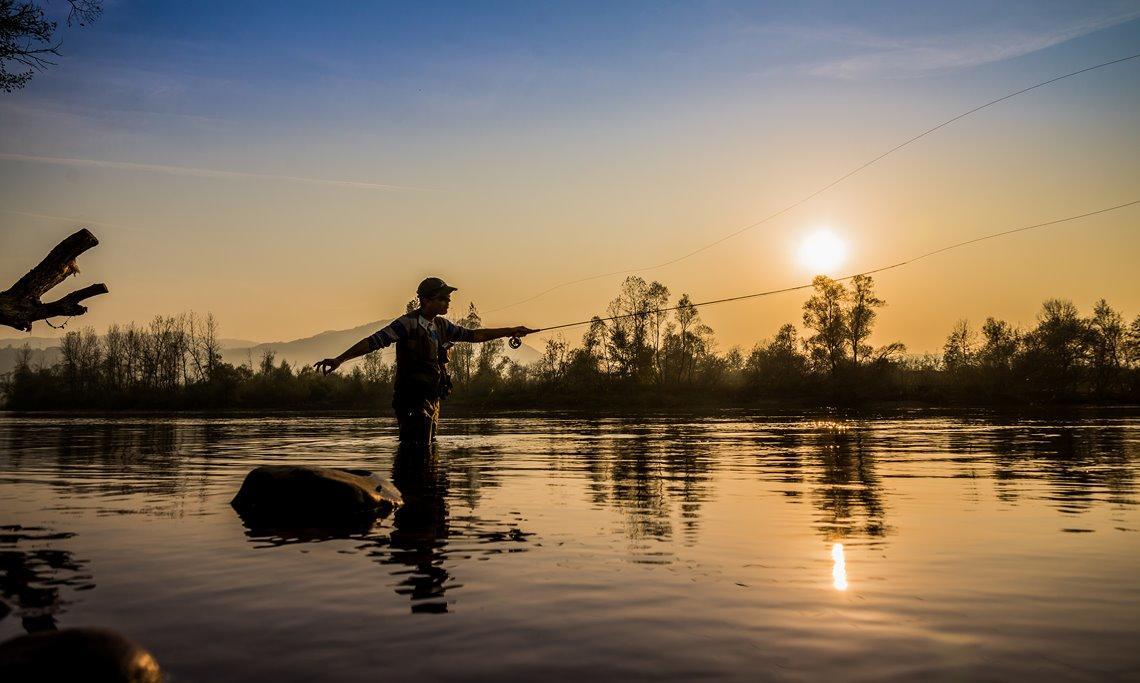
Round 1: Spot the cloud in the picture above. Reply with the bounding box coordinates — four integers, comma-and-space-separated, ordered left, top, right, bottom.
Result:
0, 209, 141, 233
0, 152, 430, 192
796, 9, 1140, 79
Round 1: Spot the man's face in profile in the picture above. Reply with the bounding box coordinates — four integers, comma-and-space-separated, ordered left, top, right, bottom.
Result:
423, 293, 451, 316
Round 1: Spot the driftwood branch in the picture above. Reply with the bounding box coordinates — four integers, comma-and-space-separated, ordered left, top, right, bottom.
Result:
0, 229, 109, 332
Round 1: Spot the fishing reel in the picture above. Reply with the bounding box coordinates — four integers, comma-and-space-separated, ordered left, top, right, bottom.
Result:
508, 336, 522, 349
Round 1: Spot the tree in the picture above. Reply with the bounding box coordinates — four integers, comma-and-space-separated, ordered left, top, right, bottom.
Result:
258, 349, 277, 376
1, 0, 100, 92
723, 346, 744, 376
59, 326, 99, 393
674, 293, 697, 382
202, 313, 221, 382
1024, 299, 1087, 399
1126, 314, 1140, 367
669, 293, 713, 384
1087, 299, 1124, 397
474, 335, 505, 385
645, 281, 670, 382
103, 323, 125, 390
871, 342, 906, 363
977, 317, 1019, 372
846, 274, 884, 365
802, 276, 848, 374
581, 316, 607, 373
537, 336, 569, 384
361, 351, 392, 385
745, 323, 807, 393
604, 276, 661, 380
450, 303, 481, 388
942, 319, 975, 372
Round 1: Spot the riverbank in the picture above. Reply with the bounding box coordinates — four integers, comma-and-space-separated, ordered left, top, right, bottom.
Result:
5, 400, 1139, 420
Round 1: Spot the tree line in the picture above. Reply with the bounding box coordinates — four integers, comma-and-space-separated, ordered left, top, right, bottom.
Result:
4, 276, 1140, 410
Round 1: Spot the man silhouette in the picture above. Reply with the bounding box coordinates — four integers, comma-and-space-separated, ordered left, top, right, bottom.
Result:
315, 277, 535, 443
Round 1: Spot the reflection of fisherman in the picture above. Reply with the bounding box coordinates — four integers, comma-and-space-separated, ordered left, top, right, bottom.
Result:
388, 443, 452, 612
314, 277, 535, 443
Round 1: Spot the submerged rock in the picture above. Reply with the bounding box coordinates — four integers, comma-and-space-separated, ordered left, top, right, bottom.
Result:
231, 465, 402, 522
0, 627, 162, 682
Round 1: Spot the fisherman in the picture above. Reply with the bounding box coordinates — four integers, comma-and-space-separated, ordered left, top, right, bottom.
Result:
314, 277, 535, 444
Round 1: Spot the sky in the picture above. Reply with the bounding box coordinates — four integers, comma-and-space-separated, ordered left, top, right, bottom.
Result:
2, 0, 1139, 352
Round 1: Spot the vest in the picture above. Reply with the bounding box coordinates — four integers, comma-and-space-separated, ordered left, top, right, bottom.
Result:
394, 313, 451, 396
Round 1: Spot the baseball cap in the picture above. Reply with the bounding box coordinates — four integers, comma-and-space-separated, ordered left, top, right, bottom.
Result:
416, 277, 458, 299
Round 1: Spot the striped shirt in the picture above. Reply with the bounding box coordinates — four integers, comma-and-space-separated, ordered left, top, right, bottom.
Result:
366, 313, 475, 354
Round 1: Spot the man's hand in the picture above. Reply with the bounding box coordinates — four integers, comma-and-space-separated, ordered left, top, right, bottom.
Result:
314, 357, 342, 375
510, 326, 539, 337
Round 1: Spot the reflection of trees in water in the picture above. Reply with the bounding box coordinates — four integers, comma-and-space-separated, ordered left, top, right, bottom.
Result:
0, 525, 94, 633
573, 419, 715, 548
786, 424, 886, 542
1, 420, 213, 517
808, 426, 886, 540
445, 445, 505, 511
944, 420, 1136, 514
782, 417, 1138, 543
751, 427, 806, 492
756, 416, 1138, 542
748, 422, 888, 542
943, 425, 1022, 504
555, 417, 891, 551
608, 432, 673, 541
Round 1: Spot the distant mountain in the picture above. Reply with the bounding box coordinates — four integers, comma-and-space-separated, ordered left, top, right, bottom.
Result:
0, 336, 62, 351
219, 338, 260, 350
0, 346, 62, 376
0, 337, 63, 375
220, 320, 541, 370
0, 335, 258, 351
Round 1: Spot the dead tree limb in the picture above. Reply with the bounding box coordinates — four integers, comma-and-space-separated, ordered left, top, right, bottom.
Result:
0, 229, 109, 331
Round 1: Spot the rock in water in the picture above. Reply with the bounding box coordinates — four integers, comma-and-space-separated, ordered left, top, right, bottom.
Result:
0, 628, 162, 682
231, 465, 402, 521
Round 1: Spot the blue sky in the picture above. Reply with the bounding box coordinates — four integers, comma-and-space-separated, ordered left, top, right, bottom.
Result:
11, 1, 1139, 159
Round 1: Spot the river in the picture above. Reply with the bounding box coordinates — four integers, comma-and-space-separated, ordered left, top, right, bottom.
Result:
1, 411, 1137, 681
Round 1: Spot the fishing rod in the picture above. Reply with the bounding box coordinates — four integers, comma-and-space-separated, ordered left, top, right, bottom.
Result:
491, 52, 1140, 315
505, 197, 1140, 348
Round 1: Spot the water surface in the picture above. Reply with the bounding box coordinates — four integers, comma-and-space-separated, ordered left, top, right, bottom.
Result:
1, 411, 1138, 681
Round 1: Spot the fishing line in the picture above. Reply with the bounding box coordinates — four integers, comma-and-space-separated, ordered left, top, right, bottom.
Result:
490, 52, 1140, 315
504, 197, 1139, 346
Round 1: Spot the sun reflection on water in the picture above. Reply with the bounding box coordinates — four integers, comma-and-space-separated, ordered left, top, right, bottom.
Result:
832, 543, 848, 591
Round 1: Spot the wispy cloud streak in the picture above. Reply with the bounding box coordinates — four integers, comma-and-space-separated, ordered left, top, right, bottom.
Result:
0, 209, 141, 233
797, 9, 1140, 79
0, 153, 430, 192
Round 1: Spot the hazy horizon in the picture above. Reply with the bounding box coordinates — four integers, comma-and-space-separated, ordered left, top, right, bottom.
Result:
3, 1, 1139, 354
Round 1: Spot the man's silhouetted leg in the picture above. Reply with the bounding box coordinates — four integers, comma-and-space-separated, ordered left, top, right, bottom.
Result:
394, 394, 440, 445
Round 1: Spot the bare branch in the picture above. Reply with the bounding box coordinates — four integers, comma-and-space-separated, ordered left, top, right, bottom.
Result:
2, 1, 100, 91
8, 228, 100, 299
0, 229, 109, 331
65, 0, 101, 27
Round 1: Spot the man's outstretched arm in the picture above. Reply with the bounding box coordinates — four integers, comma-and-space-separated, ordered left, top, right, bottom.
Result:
314, 338, 372, 375
315, 317, 410, 374
315, 321, 537, 374
471, 325, 537, 343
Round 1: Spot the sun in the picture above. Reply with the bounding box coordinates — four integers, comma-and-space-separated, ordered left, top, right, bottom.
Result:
797, 229, 847, 274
